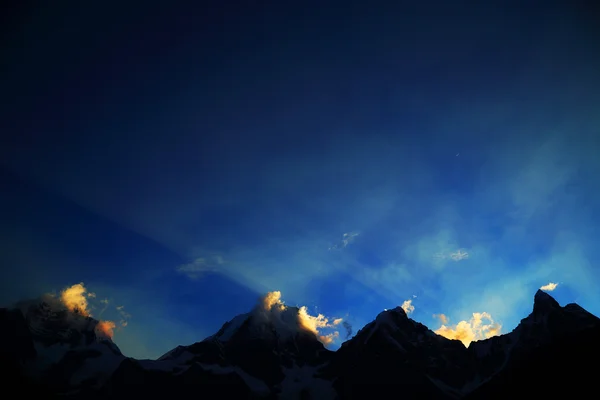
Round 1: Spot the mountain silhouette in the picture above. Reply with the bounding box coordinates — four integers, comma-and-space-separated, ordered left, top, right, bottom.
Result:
1, 289, 598, 399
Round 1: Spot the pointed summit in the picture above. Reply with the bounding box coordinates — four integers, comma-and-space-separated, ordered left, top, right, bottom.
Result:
533, 289, 560, 313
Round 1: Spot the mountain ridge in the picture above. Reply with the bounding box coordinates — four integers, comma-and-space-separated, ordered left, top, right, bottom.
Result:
1, 289, 598, 399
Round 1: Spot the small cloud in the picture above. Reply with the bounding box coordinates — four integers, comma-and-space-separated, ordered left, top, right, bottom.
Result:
434, 312, 502, 347
176, 256, 223, 279
115, 305, 132, 328
401, 299, 415, 315
333, 318, 343, 325
342, 321, 353, 339
100, 298, 109, 304
95, 320, 116, 339
329, 231, 359, 250
87, 292, 96, 298
319, 331, 339, 345
433, 313, 449, 325
540, 282, 558, 291
449, 249, 469, 261
433, 248, 469, 262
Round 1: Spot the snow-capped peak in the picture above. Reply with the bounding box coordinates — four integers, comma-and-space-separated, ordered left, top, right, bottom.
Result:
205, 304, 317, 346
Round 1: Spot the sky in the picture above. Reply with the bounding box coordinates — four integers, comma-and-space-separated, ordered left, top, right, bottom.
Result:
1, 1, 600, 359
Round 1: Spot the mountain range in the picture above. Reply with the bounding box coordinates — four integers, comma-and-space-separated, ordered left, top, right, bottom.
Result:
2, 289, 599, 399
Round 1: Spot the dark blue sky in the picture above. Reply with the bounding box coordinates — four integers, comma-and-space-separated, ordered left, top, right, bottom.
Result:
2, 1, 600, 358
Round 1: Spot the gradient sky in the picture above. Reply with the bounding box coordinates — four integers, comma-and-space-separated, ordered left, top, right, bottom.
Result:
2, 1, 600, 359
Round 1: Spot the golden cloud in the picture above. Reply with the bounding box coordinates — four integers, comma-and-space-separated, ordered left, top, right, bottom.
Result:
433, 314, 449, 324
57, 283, 130, 340
60, 283, 91, 316
260, 291, 343, 346
434, 312, 502, 347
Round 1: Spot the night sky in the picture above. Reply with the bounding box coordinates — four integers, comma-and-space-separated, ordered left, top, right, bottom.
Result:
1, 1, 600, 359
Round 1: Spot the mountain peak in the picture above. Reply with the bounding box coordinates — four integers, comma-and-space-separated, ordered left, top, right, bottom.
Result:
533, 289, 560, 313
376, 306, 407, 321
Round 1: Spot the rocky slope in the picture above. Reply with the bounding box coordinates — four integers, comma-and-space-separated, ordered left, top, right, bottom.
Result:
1, 290, 598, 399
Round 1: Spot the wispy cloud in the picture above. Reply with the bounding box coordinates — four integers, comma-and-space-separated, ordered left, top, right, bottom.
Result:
401, 299, 415, 315
329, 232, 360, 251
47, 283, 130, 340
540, 282, 558, 291
342, 321, 353, 339
176, 256, 224, 279
432, 313, 449, 324
433, 248, 469, 262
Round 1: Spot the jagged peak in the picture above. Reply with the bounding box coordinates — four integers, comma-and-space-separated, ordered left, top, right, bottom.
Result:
376, 306, 407, 321
533, 289, 560, 312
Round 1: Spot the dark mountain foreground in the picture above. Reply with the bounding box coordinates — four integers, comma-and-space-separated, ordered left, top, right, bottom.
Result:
1, 290, 598, 399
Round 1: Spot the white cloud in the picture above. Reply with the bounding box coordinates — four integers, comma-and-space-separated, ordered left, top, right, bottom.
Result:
401, 299, 415, 314
329, 231, 360, 251
449, 249, 469, 261
540, 282, 558, 291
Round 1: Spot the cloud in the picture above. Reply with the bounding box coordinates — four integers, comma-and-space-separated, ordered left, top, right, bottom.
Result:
433, 248, 469, 263
60, 283, 91, 316
319, 331, 339, 345
116, 305, 132, 327
342, 321, 353, 339
261, 291, 286, 312
176, 256, 224, 279
257, 291, 343, 346
540, 282, 558, 291
433, 314, 449, 324
401, 299, 415, 315
434, 312, 502, 347
55, 283, 129, 340
96, 320, 116, 339
449, 249, 469, 261
329, 232, 360, 250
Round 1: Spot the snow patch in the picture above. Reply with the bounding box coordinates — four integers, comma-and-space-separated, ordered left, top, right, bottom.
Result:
215, 313, 251, 342
69, 342, 125, 386
198, 363, 270, 396
279, 363, 336, 400
138, 351, 194, 372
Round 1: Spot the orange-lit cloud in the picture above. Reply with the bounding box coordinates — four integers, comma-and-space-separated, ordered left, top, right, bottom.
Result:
401, 299, 415, 315
55, 283, 130, 340
96, 320, 116, 339
319, 331, 339, 345
434, 312, 502, 347
259, 291, 342, 346
540, 282, 558, 291
60, 283, 91, 316
433, 313, 449, 324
